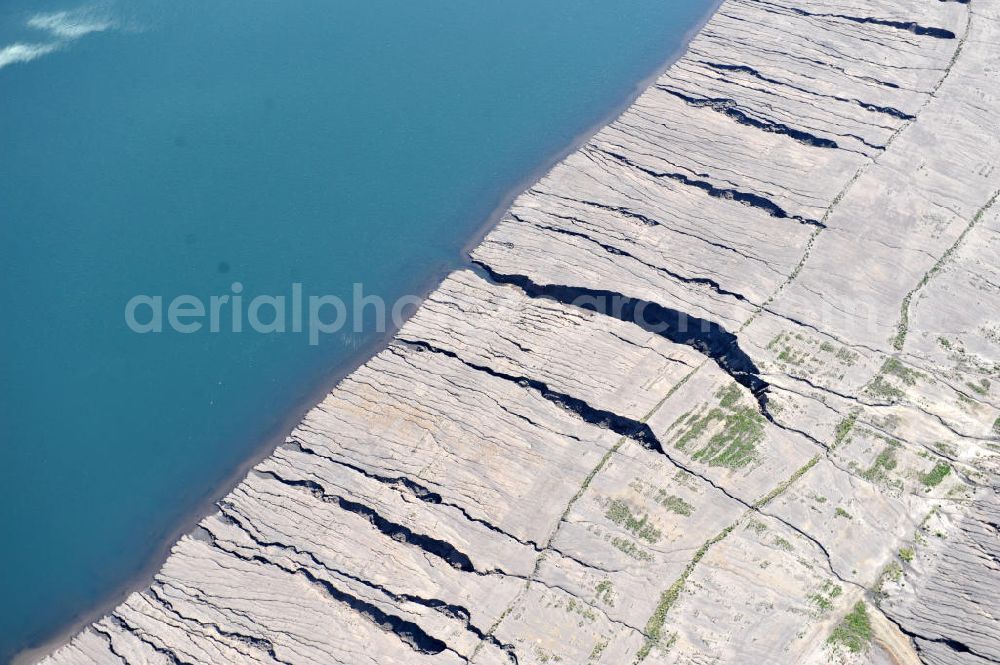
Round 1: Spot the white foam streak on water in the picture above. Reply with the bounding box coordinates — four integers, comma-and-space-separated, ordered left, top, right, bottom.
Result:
0, 41, 60, 69
0, 4, 118, 71
27, 7, 117, 40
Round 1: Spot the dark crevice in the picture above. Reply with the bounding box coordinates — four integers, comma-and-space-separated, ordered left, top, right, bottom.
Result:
657, 86, 841, 149
473, 261, 770, 409
881, 610, 1000, 664
511, 212, 751, 303
219, 502, 473, 622
281, 567, 450, 656
595, 147, 825, 228
398, 338, 661, 450
212, 503, 519, 662
253, 470, 477, 573
756, 503, 857, 586
699, 61, 916, 120
107, 615, 196, 665
855, 101, 916, 121
398, 337, 854, 588
866, 76, 901, 89
824, 15, 956, 39
91, 625, 131, 665
199, 521, 452, 657
397, 338, 663, 449
398, 329, 852, 587
749, 0, 957, 39
148, 586, 295, 665
287, 439, 543, 551
538, 193, 781, 270
393, 338, 847, 582
697, 29, 906, 90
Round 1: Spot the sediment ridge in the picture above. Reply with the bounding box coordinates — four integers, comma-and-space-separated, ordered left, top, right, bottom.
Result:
33, 0, 1000, 663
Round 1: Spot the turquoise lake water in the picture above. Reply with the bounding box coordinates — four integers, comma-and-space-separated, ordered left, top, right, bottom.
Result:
0, 0, 715, 659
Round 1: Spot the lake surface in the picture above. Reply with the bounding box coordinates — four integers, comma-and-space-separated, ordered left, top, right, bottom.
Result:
0, 0, 715, 659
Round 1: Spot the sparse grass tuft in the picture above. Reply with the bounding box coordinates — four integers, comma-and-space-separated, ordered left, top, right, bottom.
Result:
809, 581, 842, 613
606, 499, 661, 544
658, 493, 695, 516
611, 537, 651, 561
638, 525, 735, 660
588, 638, 609, 662
934, 442, 957, 457
874, 561, 903, 599
862, 444, 899, 483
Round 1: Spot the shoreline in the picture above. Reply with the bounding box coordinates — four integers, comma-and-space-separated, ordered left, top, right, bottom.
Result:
11, 2, 724, 663
25, 0, 996, 662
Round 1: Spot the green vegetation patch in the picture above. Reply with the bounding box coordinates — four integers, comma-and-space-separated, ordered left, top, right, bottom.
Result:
691, 405, 764, 469
864, 357, 926, 401
673, 383, 765, 469
754, 456, 820, 507
611, 536, 652, 561
605, 499, 661, 544
920, 462, 951, 488
766, 332, 789, 352
827, 602, 872, 653
657, 492, 695, 516
834, 507, 853, 520
595, 580, 614, 607
966, 378, 990, 396
883, 358, 923, 385
834, 410, 859, 446
674, 407, 720, 451
993, 417, 1000, 437
637, 454, 822, 662
934, 441, 957, 457
717, 382, 742, 409
899, 547, 915, 563
866, 375, 904, 401
862, 443, 899, 483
